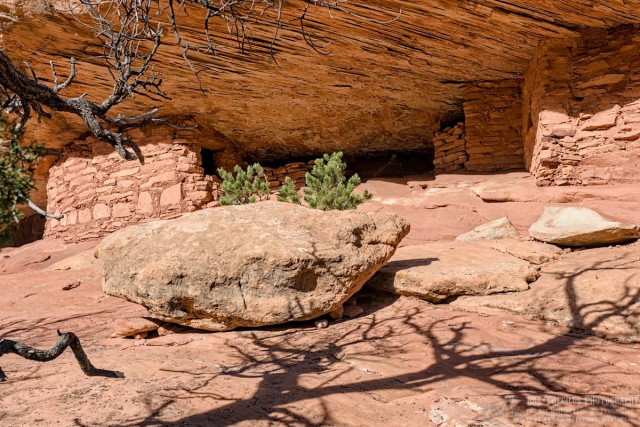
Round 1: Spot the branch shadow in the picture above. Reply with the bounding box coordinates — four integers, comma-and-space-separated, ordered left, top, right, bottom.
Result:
104, 250, 640, 426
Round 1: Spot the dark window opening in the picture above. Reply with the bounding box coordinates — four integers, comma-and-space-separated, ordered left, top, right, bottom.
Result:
439, 109, 465, 132
201, 148, 217, 176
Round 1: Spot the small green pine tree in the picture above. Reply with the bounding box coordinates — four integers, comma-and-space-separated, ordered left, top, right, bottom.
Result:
0, 112, 42, 244
303, 152, 371, 211
277, 176, 301, 204
217, 163, 270, 205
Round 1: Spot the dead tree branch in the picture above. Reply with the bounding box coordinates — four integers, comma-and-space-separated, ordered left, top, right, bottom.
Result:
167, 0, 402, 69
0, 0, 400, 163
27, 199, 64, 220
0, 330, 124, 381
0, 0, 398, 219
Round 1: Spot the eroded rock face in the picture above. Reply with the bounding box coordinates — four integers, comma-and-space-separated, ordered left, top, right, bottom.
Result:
367, 240, 551, 302
455, 216, 521, 242
96, 202, 409, 331
529, 206, 639, 247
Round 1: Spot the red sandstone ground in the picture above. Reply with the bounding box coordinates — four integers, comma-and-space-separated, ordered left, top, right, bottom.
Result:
2, 173, 640, 426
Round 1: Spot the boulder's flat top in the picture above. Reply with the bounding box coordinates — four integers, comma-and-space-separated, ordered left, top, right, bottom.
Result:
2, 237, 640, 425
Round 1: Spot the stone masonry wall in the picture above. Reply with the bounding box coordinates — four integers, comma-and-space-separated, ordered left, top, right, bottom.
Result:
432, 122, 467, 173
524, 25, 640, 186
44, 129, 221, 242
463, 80, 525, 172
263, 162, 313, 190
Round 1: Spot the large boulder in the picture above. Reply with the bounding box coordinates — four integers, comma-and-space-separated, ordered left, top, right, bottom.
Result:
367, 241, 550, 302
95, 202, 409, 331
455, 216, 521, 242
529, 206, 639, 247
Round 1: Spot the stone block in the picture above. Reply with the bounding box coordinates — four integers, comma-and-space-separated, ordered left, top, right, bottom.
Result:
93, 204, 111, 220
136, 192, 154, 214
111, 167, 140, 178
78, 209, 92, 224
160, 183, 183, 206
66, 210, 78, 226
113, 203, 133, 218
141, 171, 178, 188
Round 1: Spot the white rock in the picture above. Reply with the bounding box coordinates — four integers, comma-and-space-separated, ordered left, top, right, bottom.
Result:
529, 206, 639, 247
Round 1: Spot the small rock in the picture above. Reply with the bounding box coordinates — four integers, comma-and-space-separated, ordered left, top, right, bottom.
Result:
343, 305, 364, 318
62, 280, 81, 291
456, 216, 521, 242
133, 332, 148, 340
345, 295, 358, 306
329, 305, 344, 320
315, 319, 329, 329
157, 322, 186, 336
114, 317, 161, 337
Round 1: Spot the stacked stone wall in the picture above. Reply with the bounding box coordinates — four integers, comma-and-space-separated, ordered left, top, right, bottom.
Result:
433, 122, 467, 173
463, 80, 525, 172
263, 161, 314, 189
44, 130, 220, 242
524, 25, 640, 186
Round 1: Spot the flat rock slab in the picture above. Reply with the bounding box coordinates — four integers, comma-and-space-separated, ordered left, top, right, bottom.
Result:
451, 244, 640, 343
529, 206, 639, 247
96, 202, 409, 331
367, 240, 556, 302
478, 239, 563, 265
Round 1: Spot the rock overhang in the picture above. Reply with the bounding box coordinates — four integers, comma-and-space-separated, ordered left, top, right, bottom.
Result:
2, 0, 640, 161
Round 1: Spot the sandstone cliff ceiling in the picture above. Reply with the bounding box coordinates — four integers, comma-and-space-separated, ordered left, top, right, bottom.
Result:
2, 0, 640, 161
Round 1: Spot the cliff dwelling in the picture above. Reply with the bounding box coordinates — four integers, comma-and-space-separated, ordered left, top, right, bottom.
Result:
2, 1, 640, 243
4, 2, 640, 424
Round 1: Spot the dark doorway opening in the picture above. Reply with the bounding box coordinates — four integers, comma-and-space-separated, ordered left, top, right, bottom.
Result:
201, 148, 217, 176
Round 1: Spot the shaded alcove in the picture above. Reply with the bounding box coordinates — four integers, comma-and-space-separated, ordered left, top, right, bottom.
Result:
243, 147, 435, 181
3, 214, 46, 248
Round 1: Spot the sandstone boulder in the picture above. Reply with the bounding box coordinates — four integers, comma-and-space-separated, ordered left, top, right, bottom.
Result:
455, 216, 521, 242
529, 206, 639, 247
367, 241, 543, 302
96, 201, 409, 331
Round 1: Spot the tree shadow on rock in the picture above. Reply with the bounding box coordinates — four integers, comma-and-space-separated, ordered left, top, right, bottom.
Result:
108, 254, 640, 426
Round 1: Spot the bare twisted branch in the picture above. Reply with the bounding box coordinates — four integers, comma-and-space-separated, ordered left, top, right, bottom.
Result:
0, 330, 124, 381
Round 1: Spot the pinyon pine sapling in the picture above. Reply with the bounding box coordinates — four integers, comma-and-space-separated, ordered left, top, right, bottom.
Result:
218, 163, 270, 205
277, 176, 301, 204
303, 152, 371, 210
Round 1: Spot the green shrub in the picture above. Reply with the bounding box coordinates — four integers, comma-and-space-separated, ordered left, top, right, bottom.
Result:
302, 152, 371, 211
217, 163, 270, 205
277, 176, 301, 205
0, 113, 42, 244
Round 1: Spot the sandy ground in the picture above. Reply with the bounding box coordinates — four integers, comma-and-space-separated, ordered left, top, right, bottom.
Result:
2, 173, 640, 426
